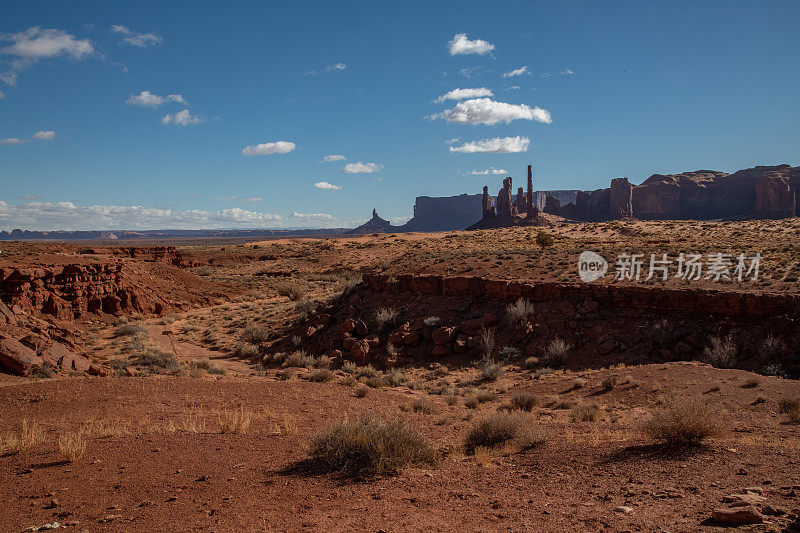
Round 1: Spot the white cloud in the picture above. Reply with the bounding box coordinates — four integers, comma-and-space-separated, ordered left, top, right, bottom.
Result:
242, 197, 263, 203
435, 87, 493, 103
241, 141, 296, 156
305, 62, 346, 76
450, 136, 530, 153
459, 66, 486, 79
161, 109, 204, 126
503, 66, 528, 78
0, 27, 94, 86
466, 167, 508, 175
448, 33, 494, 56
539, 67, 575, 78
1, 130, 56, 145
32, 130, 55, 140
506, 86, 520, 90
322, 154, 346, 162
341, 161, 382, 174
290, 211, 335, 220
0, 90, 4, 98
0, 137, 27, 145
16, 194, 42, 200
0, 27, 93, 59
314, 181, 341, 191
126, 90, 186, 107
110, 25, 162, 48
445, 138, 460, 145
432, 98, 552, 125
0, 201, 286, 231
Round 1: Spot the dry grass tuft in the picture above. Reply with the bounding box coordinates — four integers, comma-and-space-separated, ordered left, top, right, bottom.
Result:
308, 415, 437, 478
58, 432, 87, 462
780, 397, 800, 424
464, 412, 524, 453
1, 419, 45, 456
219, 406, 253, 434
642, 400, 722, 448
703, 334, 736, 368
541, 338, 570, 367
570, 403, 600, 422
510, 392, 538, 412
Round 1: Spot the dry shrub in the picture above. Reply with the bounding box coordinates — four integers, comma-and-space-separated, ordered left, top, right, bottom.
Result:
237, 343, 260, 359
219, 406, 252, 434
506, 298, 535, 328
570, 403, 600, 422
309, 369, 334, 382
58, 432, 87, 462
510, 392, 538, 412
284, 350, 312, 368
374, 307, 400, 331
642, 401, 722, 448
479, 328, 496, 359
741, 377, 760, 389
780, 397, 800, 424
601, 376, 617, 391
308, 415, 437, 478
479, 359, 503, 382
406, 399, 435, 414
518, 426, 548, 450
274, 280, 307, 301
703, 334, 736, 368
464, 396, 479, 409
354, 386, 370, 398
572, 377, 587, 389
242, 324, 270, 345
541, 338, 570, 367
464, 412, 525, 453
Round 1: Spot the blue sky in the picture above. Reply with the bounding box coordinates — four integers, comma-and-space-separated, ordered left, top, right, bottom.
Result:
1, 0, 799, 230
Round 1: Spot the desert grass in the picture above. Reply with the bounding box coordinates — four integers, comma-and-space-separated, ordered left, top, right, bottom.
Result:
58, 432, 87, 462
642, 400, 722, 448
570, 403, 600, 422
308, 415, 437, 478
0, 419, 45, 456
505, 298, 535, 328
541, 338, 570, 367
510, 392, 538, 412
703, 334, 736, 368
219, 406, 253, 434
464, 412, 526, 453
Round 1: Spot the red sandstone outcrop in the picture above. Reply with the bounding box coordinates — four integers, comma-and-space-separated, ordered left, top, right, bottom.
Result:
0, 261, 214, 320
479, 164, 799, 224
755, 175, 796, 218
610, 177, 634, 218
0, 338, 43, 375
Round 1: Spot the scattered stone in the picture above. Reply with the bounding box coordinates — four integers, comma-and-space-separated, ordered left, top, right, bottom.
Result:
614, 506, 634, 514
722, 493, 766, 505
762, 504, 787, 516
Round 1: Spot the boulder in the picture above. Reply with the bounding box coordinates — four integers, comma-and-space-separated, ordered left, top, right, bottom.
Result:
460, 314, 498, 336
711, 506, 763, 525
353, 319, 368, 337
432, 326, 456, 345
0, 300, 15, 325
0, 338, 43, 375
41, 342, 91, 373
350, 340, 370, 365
